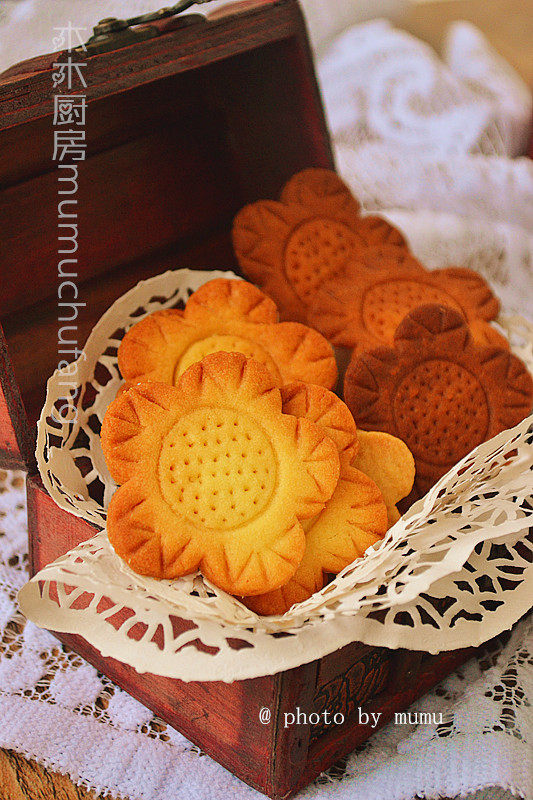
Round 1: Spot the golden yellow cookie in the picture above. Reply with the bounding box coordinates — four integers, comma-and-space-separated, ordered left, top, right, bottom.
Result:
232, 168, 408, 324
118, 278, 338, 391
243, 382, 387, 614
244, 464, 387, 615
352, 430, 415, 525
279, 381, 359, 466
101, 352, 340, 596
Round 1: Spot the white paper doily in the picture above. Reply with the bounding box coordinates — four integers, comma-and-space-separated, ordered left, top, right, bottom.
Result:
19, 258, 533, 681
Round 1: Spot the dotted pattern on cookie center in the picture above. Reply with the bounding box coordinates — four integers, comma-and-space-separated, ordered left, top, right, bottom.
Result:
285, 218, 358, 301
363, 281, 462, 342
158, 409, 276, 530
392, 360, 489, 463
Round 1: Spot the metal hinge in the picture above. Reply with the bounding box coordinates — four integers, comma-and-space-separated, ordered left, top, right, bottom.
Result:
76, 0, 211, 56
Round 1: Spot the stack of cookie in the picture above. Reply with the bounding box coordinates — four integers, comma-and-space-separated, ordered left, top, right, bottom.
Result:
233, 169, 533, 501
101, 279, 414, 613
100, 168, 532, 614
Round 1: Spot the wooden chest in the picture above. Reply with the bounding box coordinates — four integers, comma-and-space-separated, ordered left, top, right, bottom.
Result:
0, 2, 473, 796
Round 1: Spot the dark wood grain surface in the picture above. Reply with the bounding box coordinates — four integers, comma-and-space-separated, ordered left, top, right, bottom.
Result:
0, 750, 100, 800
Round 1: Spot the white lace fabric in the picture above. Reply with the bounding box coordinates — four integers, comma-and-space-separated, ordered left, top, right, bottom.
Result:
318, 18, 532, 158
0, 12, 532, 800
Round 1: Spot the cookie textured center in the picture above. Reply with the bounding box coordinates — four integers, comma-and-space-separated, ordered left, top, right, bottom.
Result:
176, 335, 279, 381
363, 281, 462, 342
285, 219, 358, 301
392, 360, 489, 464
159, 409, 276, 529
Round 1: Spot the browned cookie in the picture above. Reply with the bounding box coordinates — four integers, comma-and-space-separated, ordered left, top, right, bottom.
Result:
309, 260, 502, 351
232, 168, 408, 323
344, 304, 533, 495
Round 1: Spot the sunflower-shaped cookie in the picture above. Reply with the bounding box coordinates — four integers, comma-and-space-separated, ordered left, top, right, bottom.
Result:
280, 384, 414, 525
309, 260, 503, 351
101, 352, 340, 596
352, 431, 415, 525
279, 380, 360, 466
118, 278, 337, 392
243, 382, 391, 614
344, 304, 533, 495
232, 168, 408, 324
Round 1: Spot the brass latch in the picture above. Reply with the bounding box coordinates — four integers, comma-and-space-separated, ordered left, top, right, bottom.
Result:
77, 0, 210, 56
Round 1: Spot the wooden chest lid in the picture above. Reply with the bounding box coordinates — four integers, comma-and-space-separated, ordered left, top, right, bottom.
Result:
1, 1, 323, 125
0, 0, 334, 471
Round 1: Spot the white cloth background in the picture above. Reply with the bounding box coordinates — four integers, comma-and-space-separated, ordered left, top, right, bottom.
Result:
0, 4, 532, 800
